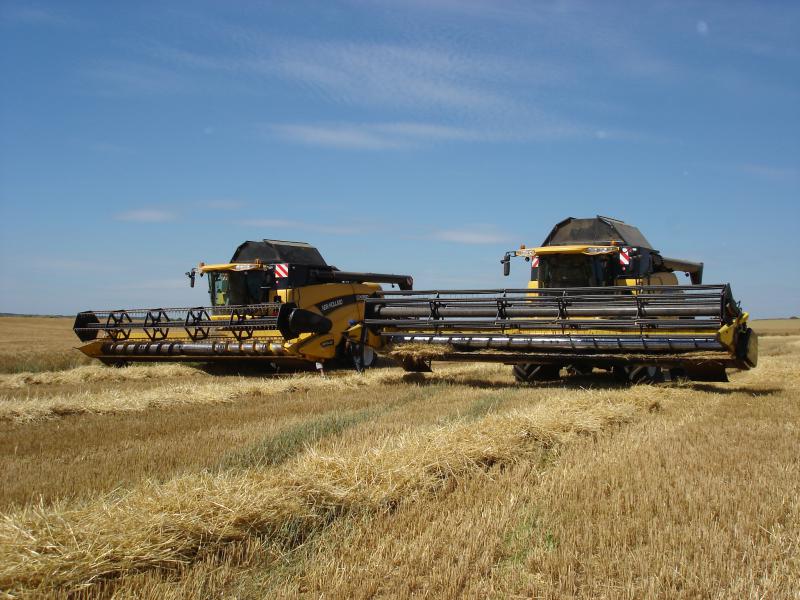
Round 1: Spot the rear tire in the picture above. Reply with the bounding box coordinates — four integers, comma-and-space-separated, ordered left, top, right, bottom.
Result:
513, 363, 561, 383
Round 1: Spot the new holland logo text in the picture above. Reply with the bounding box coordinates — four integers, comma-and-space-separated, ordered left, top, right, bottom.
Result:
319, 298, 344, 313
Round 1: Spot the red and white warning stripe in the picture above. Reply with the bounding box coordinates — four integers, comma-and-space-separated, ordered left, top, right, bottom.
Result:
619, 247, 631, 266
531, 256, 540, 268
274, 263, 289, 278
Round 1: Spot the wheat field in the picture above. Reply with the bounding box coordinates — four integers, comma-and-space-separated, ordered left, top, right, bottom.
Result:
0, 317, 798, 599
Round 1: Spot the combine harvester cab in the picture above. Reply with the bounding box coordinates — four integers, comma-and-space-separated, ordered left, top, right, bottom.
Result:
74, 240, 413, 370
362, 216, 757, 383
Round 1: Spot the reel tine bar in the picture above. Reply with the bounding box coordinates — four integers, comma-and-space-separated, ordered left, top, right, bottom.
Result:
74, 303, 281, 341
184, 307, 211, 341
365, 285, 736, 335
106, 311, 132, 341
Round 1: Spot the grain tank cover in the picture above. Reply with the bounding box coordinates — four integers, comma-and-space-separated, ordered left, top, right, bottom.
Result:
231, 240, 328, 266
542, 216, 653, 249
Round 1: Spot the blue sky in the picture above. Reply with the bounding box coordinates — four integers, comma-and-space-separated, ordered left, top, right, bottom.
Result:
1, 0, 798, 317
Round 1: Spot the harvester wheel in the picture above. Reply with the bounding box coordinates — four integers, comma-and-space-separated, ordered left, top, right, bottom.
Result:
565, 364, 593, 377
512, 363, 561, 383
626, 366, 665, 384
352, 345, 377, 371
401, 356, 433, 372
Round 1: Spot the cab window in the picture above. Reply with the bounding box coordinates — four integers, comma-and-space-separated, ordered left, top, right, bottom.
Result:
539, 255, 596, 288
209, 273, 230, 306
208, 271, 271, 306
539, 254, 617, 288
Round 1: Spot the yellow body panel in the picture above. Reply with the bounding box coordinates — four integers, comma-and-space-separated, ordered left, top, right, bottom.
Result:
199, 263, 266, 273
615, 273, 679, 288
279, 282, 381, 360
532, 245, 617, 255
646, 272, 679, 286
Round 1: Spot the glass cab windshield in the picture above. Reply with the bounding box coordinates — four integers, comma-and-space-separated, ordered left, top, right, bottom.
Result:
538, 254, 614, 288
208, 270, 272, 306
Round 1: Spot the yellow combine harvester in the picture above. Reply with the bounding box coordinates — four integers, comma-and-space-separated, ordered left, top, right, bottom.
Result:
73, 217, 757, 383
360, 216, 757, 383
74, 240, 413, 371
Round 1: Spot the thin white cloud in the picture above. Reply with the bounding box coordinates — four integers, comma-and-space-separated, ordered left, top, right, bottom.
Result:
270, 124, 406, 150
740, 164, 799, 182
269, 119, 580, 150
114, 209, 176, 223
269, 122, 486, 150
592, 128, 663, 143
354, 2, 679, 82
87, 141, 134, 154
696, 20, 709, 36
204, 199, 244, 209
112, 278, 188, 291
431, 229, 510, 245
1, 6, 76, 26
83, 61, 191, 96
240, 219, 366, 236
120, 16, 658, 144
354, 0, 564, 24
27, 258, 116, 272
268, 42, 521, 113
151, 40, 568, 115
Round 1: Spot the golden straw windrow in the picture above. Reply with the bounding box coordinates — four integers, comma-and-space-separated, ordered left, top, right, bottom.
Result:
0, 396, 644, 595
0, 364, 502, 423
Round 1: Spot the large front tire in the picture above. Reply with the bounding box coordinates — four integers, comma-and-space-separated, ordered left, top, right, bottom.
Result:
353, 345, 377, 370
338, 342, 378, 371
512, 363, 561, 383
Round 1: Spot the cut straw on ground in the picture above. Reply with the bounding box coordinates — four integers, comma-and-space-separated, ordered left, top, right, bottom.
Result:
0, 364, 504, 423
0, 395, 643, 595
0, 363, 205, 389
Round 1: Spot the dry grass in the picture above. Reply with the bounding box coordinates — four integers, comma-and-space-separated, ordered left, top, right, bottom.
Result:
489, 385, 800, 598
387, 343, 455, 359
750, 317, 800, 336
251, 347, 799, 600
0, 317, 797, 599
0, 316, 92, 373
0, 396, 641, 596
0, 363, 204, 389
0, 363, 506, 423
0, 386, 433, 510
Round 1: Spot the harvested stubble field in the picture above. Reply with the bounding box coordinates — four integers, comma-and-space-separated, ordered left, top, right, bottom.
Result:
0, 317, 92, 374
0, 317, 798, 599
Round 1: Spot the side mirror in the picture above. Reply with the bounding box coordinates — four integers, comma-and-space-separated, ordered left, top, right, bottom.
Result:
501, 255, 511, 277
186, 270, 196, 288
